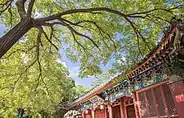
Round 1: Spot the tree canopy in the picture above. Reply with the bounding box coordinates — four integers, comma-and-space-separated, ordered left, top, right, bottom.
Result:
0, 0, 184, 117
91, 69, 115, 87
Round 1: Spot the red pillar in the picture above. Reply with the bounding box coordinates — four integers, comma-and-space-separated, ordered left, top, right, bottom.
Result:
91, 109, 95, 118
120, 102, 125, 118
168, 80, 184, 118
104, 107, 107, 118
82, 111, 85, 118
133, 93, 139, 118
123, 97, 128, 118
108, 105, 113, 118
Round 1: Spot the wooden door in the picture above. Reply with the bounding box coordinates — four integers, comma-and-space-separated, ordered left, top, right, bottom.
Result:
112, 105, 121, 118
126, 105, 136, 118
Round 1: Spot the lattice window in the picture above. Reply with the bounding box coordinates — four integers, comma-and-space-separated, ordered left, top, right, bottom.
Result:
126, 105, 136, 118
162, 84, 178, 117
138, 92, 149, 118
153, 86, 166, 116
146, 89, 157, 117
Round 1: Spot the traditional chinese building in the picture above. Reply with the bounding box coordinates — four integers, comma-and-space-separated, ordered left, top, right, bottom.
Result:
68, 20, 184, 118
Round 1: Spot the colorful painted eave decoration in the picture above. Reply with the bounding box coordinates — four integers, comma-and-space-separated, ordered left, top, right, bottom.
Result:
89, 95, 104, 104
112, 74, 128, 85
125, 28, 176, 79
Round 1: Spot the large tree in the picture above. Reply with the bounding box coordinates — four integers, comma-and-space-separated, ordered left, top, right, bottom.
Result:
0, 0, 184, 117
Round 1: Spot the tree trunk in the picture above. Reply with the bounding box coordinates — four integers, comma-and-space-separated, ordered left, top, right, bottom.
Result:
0, 19, 33, 58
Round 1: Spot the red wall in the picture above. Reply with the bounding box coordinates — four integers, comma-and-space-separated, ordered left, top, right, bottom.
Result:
135, 81, 178, 118
169, 80, 184, 118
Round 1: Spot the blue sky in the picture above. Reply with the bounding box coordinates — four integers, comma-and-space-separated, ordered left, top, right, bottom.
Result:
59, 49, 114, 88
0, 24, 115, 88
0, 24, 6, 36
59, 52, 95, 88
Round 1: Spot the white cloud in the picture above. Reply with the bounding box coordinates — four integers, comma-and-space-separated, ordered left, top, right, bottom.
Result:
117, 56, 126, 64
69, 66, 80, 78
34, 11, 44, 18
61, 62, 67, 68
56, 59, 67, 68
56, 59, 61, 63
121, 56, 126, 61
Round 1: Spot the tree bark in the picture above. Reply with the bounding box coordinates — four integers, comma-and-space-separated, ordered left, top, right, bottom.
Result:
0, 19, 33, 58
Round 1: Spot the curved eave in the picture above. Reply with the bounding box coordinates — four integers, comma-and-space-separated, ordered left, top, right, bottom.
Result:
70, 81, 113, 108
126, 28, 176, 78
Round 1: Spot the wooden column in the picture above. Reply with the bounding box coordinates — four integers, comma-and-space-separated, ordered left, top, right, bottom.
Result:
133, 93, 139, 118
91, 109, 95, 118
82, 111, 85, 118
120, 102, 125, 118
144, 91, 150, 117
151, 89, 160, 117
104, 107, 107, 118
160, 86, 169, 117
108, 105, 113, 118
123, 97, 127, 118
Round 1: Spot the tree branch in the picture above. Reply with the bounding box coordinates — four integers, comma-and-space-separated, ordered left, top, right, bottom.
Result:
36, 7, 128, 22
59, 18, 84, 28
8, 5, 13, 27
15, 0, 27, 19
27, 0, 35, 17
13, 59, 37, 87
74, 20, 117, 49
53, 33, 61, 45
49, 26, 54, 53
1, 45, 36, 59
136, 37, 144, 57
35, 28, 42, 91
70, 30, 86, 51
41, 77, 50, 95
58, 18, 100, 50
39, 22, 62, 46
36, 7, 167, 52
125, 17, 151, 51
58, 19, 108, 50
39, 27, 59, 51
128, 4, 182, 16
0, 0, 12, 15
